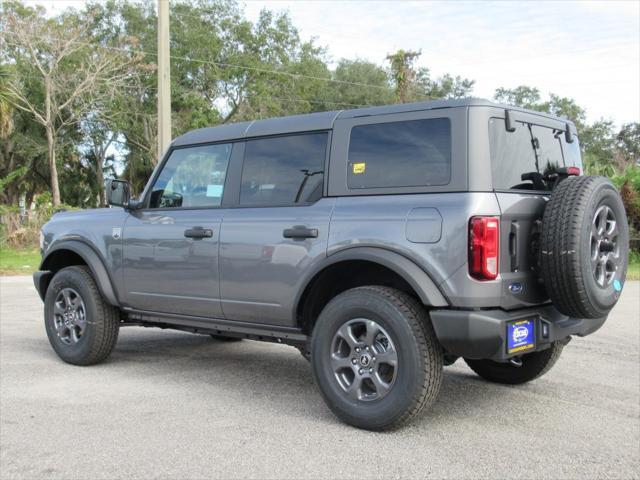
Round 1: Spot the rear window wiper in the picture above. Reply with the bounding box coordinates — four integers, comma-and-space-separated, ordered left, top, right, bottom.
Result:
521, 171, 547, 191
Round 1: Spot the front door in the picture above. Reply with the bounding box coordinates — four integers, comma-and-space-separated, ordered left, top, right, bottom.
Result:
219, 132, 333, 327
122, 142, 233, 318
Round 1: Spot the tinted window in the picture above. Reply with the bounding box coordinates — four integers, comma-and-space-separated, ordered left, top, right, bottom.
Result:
562, 135, 582, 168
489, 118, 565, 191
347, 118, 451, 189
240, 133, 327, 206
531, 125, 564, 174
149, 143, 232, 208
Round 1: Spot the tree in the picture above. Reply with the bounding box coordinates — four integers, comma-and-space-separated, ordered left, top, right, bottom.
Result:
616, 123, 640, 166
82, 116, 118, 206
330, 59, 393, 107
2, 3, 141, 206
387, 50, 474, 103
0, 64, 15, 139
494, 86, 542, 110
386, 49, 421, 103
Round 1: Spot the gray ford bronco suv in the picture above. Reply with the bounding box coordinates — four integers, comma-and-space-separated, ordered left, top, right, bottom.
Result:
34, 98, 629, 430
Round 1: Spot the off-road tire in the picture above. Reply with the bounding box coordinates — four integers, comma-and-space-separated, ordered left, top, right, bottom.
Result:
464, 342, 564, 385
44, 266, 120, 366
540, 175, 628, 319
311, 286, 443, 431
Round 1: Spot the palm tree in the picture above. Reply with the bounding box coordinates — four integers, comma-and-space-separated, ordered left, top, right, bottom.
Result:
0, 64, 15, 139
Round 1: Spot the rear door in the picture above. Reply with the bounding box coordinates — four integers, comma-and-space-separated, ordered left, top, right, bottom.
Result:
488, 113, 582, 309
219, 132, 334, 327
122, 142, 234, 318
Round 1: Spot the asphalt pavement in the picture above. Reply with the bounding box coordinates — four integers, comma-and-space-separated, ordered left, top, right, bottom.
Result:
0, 275, 638, 479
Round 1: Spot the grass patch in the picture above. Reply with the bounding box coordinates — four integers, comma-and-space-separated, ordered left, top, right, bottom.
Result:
628, 251, 640, 281
0, 247, 41, 275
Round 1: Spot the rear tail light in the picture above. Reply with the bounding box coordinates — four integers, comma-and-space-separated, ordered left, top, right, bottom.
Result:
469, 216, 500, 280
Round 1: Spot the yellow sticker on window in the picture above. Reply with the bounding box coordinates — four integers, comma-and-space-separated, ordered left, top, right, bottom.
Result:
352, 162, 366, 174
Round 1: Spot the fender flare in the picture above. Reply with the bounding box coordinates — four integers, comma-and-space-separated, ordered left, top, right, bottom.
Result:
37, 240, 120, 306
293, 246, 449, 317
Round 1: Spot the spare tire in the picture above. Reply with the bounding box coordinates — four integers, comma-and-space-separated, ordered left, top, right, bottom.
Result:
540, 175, 628, 319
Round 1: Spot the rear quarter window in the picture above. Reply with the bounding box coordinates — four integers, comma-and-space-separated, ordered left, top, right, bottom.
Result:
347, 118, 451, 189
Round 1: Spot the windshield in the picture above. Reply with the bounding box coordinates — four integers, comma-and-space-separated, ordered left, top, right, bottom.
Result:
489, 118, 581, 191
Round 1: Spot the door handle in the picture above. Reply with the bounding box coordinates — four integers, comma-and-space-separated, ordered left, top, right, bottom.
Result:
184, 226, 213, 239
283, 225, 319, 239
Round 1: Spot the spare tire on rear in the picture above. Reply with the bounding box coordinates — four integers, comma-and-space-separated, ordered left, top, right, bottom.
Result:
540, 175, 628, 319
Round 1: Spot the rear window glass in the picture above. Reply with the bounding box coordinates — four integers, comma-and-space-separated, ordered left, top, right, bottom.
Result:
489, 118, 566, 191
347, 118, 451, 189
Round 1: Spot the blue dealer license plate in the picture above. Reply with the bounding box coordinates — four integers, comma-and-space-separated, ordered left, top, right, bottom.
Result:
507, 319, 535, 355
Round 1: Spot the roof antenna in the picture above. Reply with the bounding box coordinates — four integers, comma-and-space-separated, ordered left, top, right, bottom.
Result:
505, 110, 516, 132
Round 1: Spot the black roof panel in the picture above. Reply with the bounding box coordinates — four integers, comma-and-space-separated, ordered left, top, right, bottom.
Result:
170, 98, 574, 147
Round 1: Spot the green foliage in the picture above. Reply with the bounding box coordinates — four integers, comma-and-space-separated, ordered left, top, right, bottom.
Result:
495, 86, 543, 110
0, 64, 15, 138
330, 59, 393, 107
611, 166, 640, 232
628, 250, 640, 280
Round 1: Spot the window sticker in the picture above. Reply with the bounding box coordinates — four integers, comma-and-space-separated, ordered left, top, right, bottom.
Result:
206, 184, 223, 197
352, 162, 366, 174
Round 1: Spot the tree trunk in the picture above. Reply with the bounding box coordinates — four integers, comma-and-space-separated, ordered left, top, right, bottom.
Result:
96, 157, 106, 207
44, 76, 61, 207
46, 125, 61, 207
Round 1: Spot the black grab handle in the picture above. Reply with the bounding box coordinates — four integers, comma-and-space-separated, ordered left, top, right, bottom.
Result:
283, 226, 318, 239
184, 226, 213, 239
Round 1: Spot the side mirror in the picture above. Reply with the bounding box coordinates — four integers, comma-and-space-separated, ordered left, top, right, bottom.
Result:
106, 179, 130, 208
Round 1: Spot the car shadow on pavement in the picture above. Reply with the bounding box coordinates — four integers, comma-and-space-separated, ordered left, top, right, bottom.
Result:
110, 329, 509, 426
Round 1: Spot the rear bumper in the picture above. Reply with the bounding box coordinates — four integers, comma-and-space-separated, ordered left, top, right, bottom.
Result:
430, 305, 607, 362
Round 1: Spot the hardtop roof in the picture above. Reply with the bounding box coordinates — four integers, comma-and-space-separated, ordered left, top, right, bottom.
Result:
171, 97, 574, 147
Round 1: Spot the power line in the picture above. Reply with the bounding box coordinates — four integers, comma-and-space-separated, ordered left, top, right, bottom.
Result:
5, 57, 372, 109
6, 60, 372, 111
2, 29, 392, 92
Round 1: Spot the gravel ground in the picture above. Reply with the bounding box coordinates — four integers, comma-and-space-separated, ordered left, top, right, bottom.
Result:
1, 275, 638, 480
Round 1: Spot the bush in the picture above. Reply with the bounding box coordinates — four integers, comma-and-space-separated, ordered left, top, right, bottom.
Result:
611, 166, 640, 240
0, 193, 77, 249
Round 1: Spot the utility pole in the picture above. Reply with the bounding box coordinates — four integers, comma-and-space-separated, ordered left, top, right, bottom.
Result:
157, 0, 171, 163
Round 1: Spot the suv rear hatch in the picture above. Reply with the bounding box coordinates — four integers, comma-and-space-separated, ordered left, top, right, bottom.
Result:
489, 115, 583, 310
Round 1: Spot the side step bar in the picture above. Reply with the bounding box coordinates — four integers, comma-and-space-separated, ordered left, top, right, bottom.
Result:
122, 308, 308, 347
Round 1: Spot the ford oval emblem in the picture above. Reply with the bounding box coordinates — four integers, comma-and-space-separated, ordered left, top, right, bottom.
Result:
509, 282, 523, 294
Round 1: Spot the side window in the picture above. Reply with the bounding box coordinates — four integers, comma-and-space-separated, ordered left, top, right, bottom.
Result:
240, 133, 327, 207
347, 118, 451, 189
149, 143, 232, 208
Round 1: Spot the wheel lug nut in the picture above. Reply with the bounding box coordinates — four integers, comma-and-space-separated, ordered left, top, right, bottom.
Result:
365, 346, 369, 351
355, 347, 361, 353
369, 368, 373, 373
372, 357, 376, 362
351, 358, 357, 365
358, 369, 364, 375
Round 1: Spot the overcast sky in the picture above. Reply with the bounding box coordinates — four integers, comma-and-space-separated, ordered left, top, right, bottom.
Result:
27, 0, 640, 125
